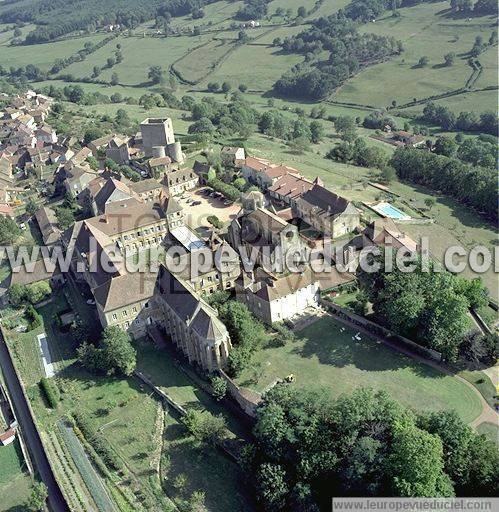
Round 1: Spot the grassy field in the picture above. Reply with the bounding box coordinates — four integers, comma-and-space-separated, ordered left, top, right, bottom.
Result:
0, 33, 108, 72
161, 414, 253, 512
0, 439, 33, 511
336, 2, 497, 110
236, 316, 483, 424
174, 38, 237, 84
135, 339, 249, 439
202, 33, 302, 91
398, 88, 498, 116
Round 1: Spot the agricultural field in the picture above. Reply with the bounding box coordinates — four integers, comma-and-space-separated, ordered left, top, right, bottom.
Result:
236, 316, 483, 424
0, 33, 108, 72
174, 38, 238, 84
336, 2, 497, 111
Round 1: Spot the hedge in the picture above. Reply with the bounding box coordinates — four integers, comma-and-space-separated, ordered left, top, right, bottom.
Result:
40, 377, 60, 408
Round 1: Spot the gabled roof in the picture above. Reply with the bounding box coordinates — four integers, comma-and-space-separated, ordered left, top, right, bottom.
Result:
92, 177, 135, 213
269, 172, 314, 200
35, 206, 61, 245
297, 184, 350, 218
86, 198, 166, 236
156, 265, 228, 343
246, 207, 289, 234
93, 271, 157, 312
130, 178, 163, 195
190, 308, 227, 341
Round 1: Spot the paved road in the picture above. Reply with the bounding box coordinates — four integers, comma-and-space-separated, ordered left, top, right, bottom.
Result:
0, 334, 69, 512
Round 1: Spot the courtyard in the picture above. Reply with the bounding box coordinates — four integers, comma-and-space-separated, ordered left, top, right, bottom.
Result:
178, 187, 240, 232
236, 315, 483, 424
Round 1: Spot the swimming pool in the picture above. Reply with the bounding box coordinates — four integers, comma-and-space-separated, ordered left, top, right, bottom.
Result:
370, 202, 411, 221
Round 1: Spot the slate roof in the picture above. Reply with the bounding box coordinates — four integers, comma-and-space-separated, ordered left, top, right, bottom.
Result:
297, 184, 350, 218
34, 206, 61, 245
93, 271, 157, 312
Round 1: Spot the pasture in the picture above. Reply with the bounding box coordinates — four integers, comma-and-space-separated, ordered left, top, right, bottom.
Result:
336, 2, 497, 111
0, 33, 108, 72
236, 316, 483, 424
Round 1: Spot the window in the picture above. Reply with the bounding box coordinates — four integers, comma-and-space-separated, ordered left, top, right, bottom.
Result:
112, 313, 117, 320
123, 310, 127, 317
144, 302, 149, 309
124, 321, 130, 328
134, 318, 141, 325
132, 306, 137, 313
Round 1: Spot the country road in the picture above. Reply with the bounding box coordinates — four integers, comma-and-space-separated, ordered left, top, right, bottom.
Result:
0, 334, 69, 512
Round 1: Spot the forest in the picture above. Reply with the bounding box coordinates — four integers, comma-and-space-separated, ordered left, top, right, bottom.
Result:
249, 385, 498, 510
0, 0, 216, 43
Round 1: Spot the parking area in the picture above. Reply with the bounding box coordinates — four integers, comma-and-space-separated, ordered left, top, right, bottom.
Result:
177, 187, 240, 231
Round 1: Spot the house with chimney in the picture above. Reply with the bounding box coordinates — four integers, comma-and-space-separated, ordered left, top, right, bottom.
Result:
295, 184, 360, 239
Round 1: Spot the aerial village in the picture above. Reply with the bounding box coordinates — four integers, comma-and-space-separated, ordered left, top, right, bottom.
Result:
0, 90, 426, 375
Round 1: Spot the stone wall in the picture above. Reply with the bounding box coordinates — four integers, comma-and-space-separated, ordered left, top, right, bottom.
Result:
219, 370, 262, 418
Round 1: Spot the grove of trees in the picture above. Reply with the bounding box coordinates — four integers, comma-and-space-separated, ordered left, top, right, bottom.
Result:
248, 385, 498, 510
359, 253, 489, 361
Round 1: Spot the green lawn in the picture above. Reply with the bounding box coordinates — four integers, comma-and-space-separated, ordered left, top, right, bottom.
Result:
135, 338, 250, 439
0, 438, 32, 511
0, 439, 26, 486
161, 414, 254, 512
476, 422, 499, 448
237, 316, 483, 424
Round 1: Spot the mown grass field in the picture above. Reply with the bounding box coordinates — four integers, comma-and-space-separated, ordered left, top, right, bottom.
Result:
236, 316, 483, 424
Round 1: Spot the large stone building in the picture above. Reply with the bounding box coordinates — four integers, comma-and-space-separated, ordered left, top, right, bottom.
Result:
295, 184, 360, 239
235, 267, 320, 324
228, 191, 307, 271
155, 265, 232, 371
140, 118, 184, 164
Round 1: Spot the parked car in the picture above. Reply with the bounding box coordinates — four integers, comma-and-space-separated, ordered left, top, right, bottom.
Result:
192, 200, 201, 206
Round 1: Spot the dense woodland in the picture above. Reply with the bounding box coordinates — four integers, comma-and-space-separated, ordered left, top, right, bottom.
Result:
0, 0, 217, 43
248, 385, 498, 510
274, 14, 401, 99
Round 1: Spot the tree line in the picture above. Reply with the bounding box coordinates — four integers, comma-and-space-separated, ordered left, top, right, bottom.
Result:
1, 0, 216, 44
247, 385, 498, 510
421, 102, 498, 136
273, 13, 401, 100
390, 146, 497, 220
